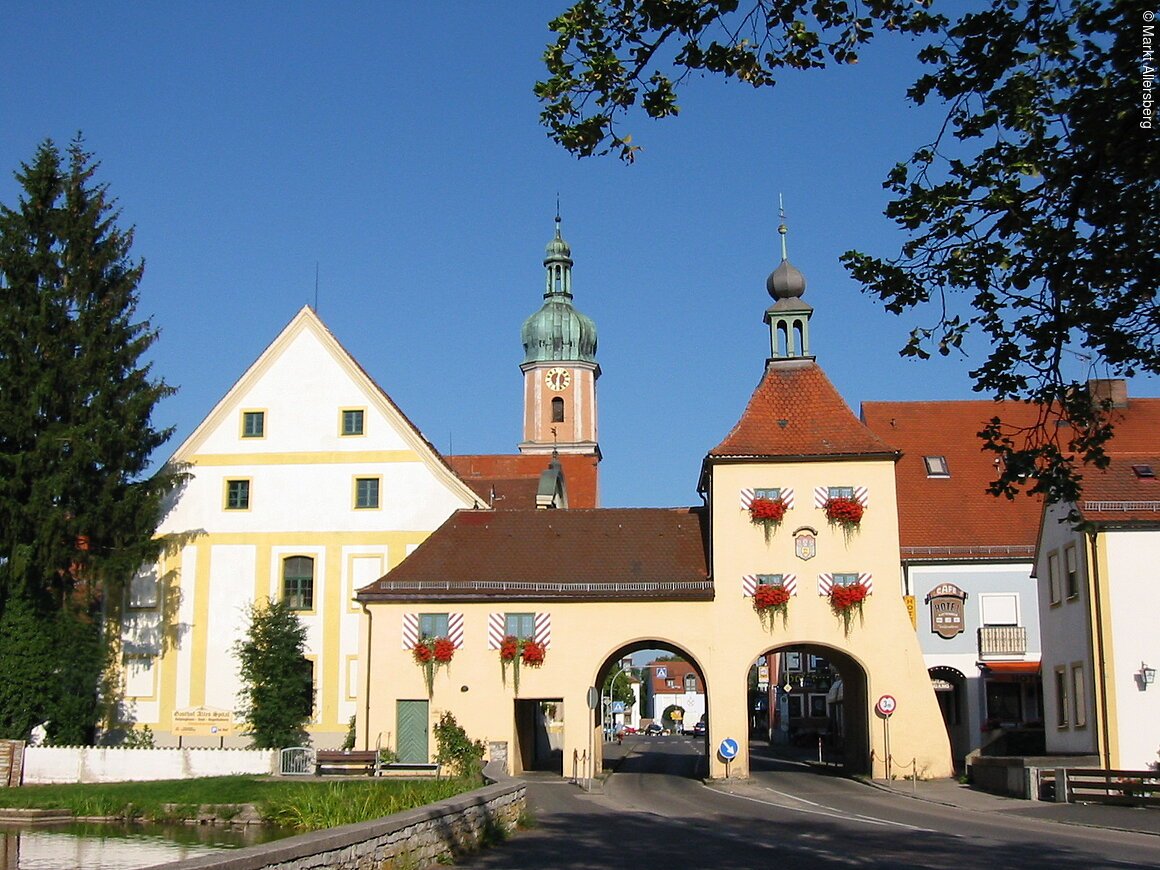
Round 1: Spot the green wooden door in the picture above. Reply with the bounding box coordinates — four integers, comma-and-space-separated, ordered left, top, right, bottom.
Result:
396, 700, 429, 763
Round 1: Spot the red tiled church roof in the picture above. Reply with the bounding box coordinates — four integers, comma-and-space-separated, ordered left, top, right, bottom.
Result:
448, 453, 599, 509
357, 508, 710, 602
709, 361, 897, 460
861, 400, 1045, 557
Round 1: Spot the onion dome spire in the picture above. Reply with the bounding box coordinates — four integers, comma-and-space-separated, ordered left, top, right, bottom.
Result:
521, 212, 598, 364
763, 197, 814, 363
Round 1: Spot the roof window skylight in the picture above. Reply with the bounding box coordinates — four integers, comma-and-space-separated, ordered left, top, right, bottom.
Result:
923, 456, 950, 478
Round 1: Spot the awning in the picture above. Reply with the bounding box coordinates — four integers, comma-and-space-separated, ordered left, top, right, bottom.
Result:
979, 661, 1040, 675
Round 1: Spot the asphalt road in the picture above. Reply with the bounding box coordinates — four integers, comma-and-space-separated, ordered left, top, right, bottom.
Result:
457, 735, 1160, 869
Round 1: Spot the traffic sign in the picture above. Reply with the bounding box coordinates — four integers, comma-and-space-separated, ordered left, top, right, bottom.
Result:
718, 738, 739, 760
876, 694, 897, 717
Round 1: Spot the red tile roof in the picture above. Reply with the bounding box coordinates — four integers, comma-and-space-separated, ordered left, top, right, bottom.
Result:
448, 453, 599, 509
646, 660, 704, 693
357, 508, 711, 602
861, 401, 1045, 558
709, 361, 897, 460
1075, 396, 1160, 525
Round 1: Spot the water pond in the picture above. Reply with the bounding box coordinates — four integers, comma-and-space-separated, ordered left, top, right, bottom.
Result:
0, 820, 294, 869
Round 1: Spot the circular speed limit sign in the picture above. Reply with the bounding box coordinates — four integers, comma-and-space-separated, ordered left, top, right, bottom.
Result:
875, 694, 897, 717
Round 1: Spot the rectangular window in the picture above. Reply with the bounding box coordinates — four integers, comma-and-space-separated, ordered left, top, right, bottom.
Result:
756, 573, 784, 587
809, 694, 827, 717
754, 487, 781, 500
504, 612, 536, 639
684, 674, 697, 692
419, 613, 449, 639
785, 651, 802, 671
342, 409, 365, 436
980, 593, 1019, 626
282, 556, 315, 611
828, 486, 855, 499
832, 573, 860, 588
1072, 664, 1087, 727
355, 477, 380, 509
242, 410, 265, 438
128, 571, 159, 609
1055, 667, 1069, 727
787, 695, 804, 719
1048, 552, 1061, 605
923, 456, 950, 477
225, 479, 250, 510
1065, 546, 1079, 599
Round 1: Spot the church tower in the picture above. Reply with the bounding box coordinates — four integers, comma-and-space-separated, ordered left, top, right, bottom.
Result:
519, 215, 601, 460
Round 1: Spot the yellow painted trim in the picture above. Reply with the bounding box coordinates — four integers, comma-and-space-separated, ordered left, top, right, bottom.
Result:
322, 552, 343, 728
345, 655, 359, 700
156, 549, 184, 728
194, 450, 420, 467
1090, 533, 1119, 765
303, 654, 320, 724
239, 408, 268, 440
340, 407, 367, 438
352, 475, 383, 510
223, 477, 253, 511
189, 545, 214, 707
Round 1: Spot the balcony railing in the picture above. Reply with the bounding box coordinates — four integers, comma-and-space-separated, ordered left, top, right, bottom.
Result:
978, 625, 1027, 657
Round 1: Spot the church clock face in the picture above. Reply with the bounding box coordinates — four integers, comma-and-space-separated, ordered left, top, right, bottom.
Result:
545, 368, 571, 391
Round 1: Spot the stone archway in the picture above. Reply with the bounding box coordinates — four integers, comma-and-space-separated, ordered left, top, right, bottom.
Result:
929, 665, 970, 772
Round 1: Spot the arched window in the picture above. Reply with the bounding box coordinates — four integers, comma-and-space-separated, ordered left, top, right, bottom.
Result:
283, 556, 314, 610
551, 397, 565, 423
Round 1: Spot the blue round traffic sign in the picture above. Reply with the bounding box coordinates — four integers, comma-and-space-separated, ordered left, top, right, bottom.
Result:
718, 738, 739, 760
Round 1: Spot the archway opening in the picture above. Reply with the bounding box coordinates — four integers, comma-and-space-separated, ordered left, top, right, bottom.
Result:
747, 643, 871, 775
594, 641, 709, 780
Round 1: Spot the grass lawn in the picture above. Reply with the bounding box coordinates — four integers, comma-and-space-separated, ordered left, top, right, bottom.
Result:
0, 775, 479, 831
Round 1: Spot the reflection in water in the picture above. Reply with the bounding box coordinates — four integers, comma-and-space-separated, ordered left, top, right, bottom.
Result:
0, 821, 292, 870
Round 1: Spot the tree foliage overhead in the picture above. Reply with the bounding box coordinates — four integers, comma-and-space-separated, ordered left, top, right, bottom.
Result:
537, 0, 1160, 504
234, 598, 314, 749
0, 137, 179, 742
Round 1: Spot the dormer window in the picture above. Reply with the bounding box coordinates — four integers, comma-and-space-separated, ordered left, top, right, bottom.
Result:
923, 456, 950, 478
1132, 464, 1156, 479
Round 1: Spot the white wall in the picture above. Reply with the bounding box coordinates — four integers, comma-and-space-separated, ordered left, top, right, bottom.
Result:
24, 747, 277, 784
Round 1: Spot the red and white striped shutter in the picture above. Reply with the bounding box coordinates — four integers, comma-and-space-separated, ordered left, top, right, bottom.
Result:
783, 574, 798, 596
534, 612, 551, 648
858, 573, 874, 595
814, 487, 829, 508
487, 613, 505, 650
401, 613, 419, 649
817, 574, 833, 596
854, 487, 869, 507
741, 575, 758, 597
739, 489, 754, 510
448, 613, 465, 648
781, 488, 795, 509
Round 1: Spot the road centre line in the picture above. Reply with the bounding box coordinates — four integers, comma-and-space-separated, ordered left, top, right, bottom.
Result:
705, 782, 933, 832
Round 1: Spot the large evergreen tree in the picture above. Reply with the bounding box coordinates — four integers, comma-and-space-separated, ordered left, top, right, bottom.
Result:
0, 137, 178, 743
234, 598, 314, 749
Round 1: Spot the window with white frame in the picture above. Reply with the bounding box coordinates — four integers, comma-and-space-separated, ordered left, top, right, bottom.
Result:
754, 487, 781, 500
1048, 552, 1061, 605
282, 556, 315, 611
1072, 664, 1087, 727
756, 573, 784, 587
1065, 545, 1079, 599
828, 486, 855, 499
980, 593, 1019, 626
419, 613, 449, 639
504, 612, 536, 639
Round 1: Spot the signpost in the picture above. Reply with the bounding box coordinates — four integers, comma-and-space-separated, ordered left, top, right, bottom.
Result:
875, 694, 897, 780
172, 707, 233, 748
718, 737, 739, 778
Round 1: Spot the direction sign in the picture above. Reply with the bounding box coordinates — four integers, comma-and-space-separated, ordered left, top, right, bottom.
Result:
875, 694, 897, 717
718, 738, 739, 760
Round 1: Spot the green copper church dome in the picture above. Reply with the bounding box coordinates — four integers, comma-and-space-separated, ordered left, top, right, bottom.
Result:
521, 218, 598, 364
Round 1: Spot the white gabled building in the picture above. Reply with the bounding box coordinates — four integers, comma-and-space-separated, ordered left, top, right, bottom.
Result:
119, 306, 483, 747
1035, 380, 1160, 770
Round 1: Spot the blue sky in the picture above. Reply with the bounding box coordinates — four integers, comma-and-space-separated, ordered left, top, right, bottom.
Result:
3, 3, 1150, 508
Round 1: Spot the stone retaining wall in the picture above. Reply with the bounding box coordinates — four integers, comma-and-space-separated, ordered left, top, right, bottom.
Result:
156, 779, 526, 870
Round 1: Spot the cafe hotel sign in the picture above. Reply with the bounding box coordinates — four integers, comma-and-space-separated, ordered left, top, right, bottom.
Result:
925, 583, 968, 639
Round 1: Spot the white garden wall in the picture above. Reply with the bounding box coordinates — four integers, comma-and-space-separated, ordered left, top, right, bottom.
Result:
23, 747, 277, 784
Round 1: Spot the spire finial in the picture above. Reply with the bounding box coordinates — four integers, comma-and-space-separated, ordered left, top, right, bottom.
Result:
778, 193, 789, 262
555, 194, 562, 234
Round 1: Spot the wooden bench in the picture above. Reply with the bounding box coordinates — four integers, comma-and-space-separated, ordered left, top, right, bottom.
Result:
314, 750, 379, 776
379, 762, 441, 778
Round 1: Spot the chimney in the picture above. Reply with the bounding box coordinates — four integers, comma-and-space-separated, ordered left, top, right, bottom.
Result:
1087, 379, 1128, 408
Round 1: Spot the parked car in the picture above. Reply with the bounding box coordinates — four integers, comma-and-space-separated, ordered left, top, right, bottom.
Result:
620, 725, 637, 735
692, 720, 707, 737
644, 722, 664, 736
